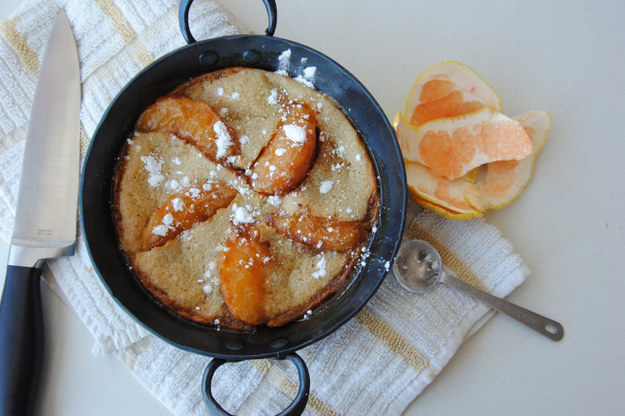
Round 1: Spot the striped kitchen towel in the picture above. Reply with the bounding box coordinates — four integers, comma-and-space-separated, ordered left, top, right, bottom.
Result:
0, 1, 529, 415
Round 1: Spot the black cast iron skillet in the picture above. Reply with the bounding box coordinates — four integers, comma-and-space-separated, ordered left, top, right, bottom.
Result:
80, 1, 407, 414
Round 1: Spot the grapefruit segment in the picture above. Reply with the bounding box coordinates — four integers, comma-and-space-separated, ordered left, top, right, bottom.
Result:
395, 108, 533, 180
405, 61, 503, 127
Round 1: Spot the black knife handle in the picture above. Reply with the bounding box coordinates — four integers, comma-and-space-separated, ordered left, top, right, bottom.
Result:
0, 265, 44, 416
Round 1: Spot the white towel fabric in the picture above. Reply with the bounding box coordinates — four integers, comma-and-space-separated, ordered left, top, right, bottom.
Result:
0, 1, 529, 415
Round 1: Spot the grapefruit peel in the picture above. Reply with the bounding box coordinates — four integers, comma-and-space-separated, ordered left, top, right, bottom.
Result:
395, 61, 551, 220
467, 110, 551, 211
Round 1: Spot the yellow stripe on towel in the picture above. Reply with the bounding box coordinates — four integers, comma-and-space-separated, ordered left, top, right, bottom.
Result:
94, 0, 153, 68
356, 307, 429, 372
0, 17, 39, 76
94, 0, 135, 43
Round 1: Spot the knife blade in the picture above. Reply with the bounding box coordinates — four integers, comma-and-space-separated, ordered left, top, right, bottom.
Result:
0, 10, 80, 416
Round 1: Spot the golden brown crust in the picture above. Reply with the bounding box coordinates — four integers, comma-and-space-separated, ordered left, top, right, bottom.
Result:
112, 139, 141, 256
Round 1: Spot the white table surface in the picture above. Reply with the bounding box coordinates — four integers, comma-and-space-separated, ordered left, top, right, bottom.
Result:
1, 0, 624, 415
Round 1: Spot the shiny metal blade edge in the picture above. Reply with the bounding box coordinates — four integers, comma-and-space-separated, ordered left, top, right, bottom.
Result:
11, 10, 80, 255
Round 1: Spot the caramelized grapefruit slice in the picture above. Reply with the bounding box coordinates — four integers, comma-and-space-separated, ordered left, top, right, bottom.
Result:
405, 61, 502, 127
144, 181, 237, 249
136, 95, 240, 164
249, 103, 317, 195
219, 225, 273, 325
269, 212, 367, 251
395, 108, 533, 180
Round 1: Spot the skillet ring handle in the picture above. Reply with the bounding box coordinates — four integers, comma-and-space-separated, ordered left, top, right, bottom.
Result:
179, 0, 277, 44
202, 352, 310, 416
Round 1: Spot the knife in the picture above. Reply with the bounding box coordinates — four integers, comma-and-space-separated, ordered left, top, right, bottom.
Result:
0, 11, 80, 416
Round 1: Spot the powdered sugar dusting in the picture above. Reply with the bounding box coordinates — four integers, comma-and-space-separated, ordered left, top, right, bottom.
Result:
152, 225, 167, 236
268, 88, 278, 105
295, 66, 316, 87
162, 213, 174, 226
319, 180, 334, 194
213, 121, 232, 158
172, 197, 184, 211
276, 49, 291, 75
311, 253, 327, 279
283, 124, 306, 143
267, 195, 282, 207
140, 154, 164, 187
152, 212, 175, 237
202, 284, 213, 295
303, 66, 316, 78
230, 203, 254, 225
167, 179, 180, 191
187, 187, 200, 199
